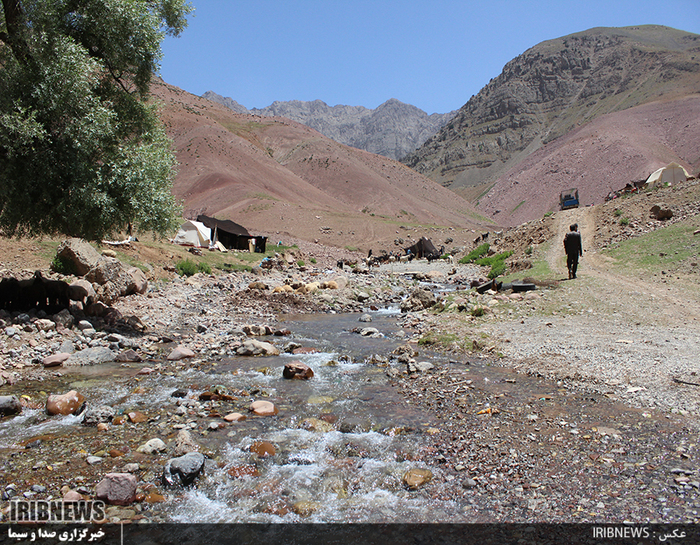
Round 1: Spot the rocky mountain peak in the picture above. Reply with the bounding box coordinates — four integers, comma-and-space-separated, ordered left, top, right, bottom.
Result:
202, 92, 456, 161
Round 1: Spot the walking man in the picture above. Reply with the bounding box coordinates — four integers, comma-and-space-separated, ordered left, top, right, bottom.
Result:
563, 223, 583, 279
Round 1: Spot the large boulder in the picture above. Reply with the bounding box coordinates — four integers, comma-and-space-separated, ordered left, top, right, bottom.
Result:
400, 287, 436, 312
65, 347, 116, 366
56, 239, 102, 276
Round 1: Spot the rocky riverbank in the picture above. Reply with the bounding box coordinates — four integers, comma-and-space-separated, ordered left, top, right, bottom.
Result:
1, 227, 699, 523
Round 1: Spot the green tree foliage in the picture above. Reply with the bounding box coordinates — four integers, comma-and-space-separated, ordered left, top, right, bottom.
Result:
0, 0, 193, 240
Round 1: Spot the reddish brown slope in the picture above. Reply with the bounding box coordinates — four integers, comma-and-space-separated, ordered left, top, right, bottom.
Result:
152, 80, 493, 249
477, 95, 700, 226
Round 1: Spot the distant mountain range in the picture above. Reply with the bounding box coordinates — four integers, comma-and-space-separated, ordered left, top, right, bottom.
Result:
202, 92, 456, 161
162, 25, 700, 245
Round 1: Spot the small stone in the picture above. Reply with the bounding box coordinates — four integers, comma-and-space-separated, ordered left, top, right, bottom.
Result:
127, 411, 148, 423
250, 441, 276, 457
223, 413, 246, 423
462, 478, 478, 489
43, 353, 71, 367
249, 400, 278, 416
163, 452, 206, 487
46, 390, 86, 416
95, 473, 138, 506
359, 314, 373, 322
0, 395, 22, 416
403, 468, 433, 489
167, 346, 195, 361
137, 438, 167, 454
283, 361, 314, 380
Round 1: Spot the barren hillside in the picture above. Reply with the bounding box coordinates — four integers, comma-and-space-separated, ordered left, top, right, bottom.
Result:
479, 95, 700, 226
403, 25, 700, 225
152, 81, 493, 252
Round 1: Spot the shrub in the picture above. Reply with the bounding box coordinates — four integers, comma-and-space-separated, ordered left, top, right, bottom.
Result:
488, 261, 507, 279
524, 245, 533, 256
297, 260, 305, 268
198, 262, 211, 275
310, 258, 317, 264
619, 217, 630, 226
459, 243, 490, 264
51, 255, 76, 276
471, 306, 486, 317
475, 250, 512, 279
175, 259, 198, 277
614, 209, 623, 217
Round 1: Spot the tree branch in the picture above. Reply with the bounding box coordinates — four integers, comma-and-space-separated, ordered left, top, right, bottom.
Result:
2, 0, 31, 64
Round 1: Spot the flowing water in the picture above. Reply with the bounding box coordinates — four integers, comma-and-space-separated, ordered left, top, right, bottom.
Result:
1, 303, 694, 524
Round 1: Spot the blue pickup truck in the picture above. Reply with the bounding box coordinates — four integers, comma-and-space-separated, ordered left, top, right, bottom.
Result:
560, 188, 579, 210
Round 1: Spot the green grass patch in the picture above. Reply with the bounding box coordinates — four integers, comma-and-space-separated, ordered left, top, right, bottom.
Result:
601, 221, 700, 274
475, 250, 513, 279
459, 243, 490, 264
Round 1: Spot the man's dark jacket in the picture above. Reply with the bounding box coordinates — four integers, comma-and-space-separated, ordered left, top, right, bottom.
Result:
564, 231, 582, 256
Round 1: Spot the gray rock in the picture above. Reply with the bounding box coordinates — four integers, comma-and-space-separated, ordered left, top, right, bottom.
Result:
400, 287, 436, 312
163, 452, 206, 487
359, 314, 373, 322
82, 405, 116, 426
0, 395, 21, 416
173, 429, 200, 456
237, 339, 280, 356
65, 346, 115, 366
137, 438, 167, 454
408, 361, 434, 373
57, 238, 102, 276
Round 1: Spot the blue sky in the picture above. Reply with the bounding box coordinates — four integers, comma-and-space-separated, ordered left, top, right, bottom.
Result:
160, 0, 700, 114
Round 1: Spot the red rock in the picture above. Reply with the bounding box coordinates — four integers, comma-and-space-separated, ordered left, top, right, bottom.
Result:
250, 441, 276, 457
167, 346, 195, 361
46, 390, 86, 416
223, 412, 246, 422
127, 411, 148, 423
249, 400, 278, 416
95, 473, 138, 506
43, 353, 70, 368
283, 361, 314, 380
292, 347, 318, 355
63, 490, 83, 501
144, 490, 165, 503
116, 350, 143, 363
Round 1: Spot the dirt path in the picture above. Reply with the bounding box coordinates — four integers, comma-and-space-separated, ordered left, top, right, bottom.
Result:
548, 206, 700, 324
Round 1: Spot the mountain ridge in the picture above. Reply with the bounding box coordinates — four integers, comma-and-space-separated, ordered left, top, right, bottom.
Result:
402, 24, 700, 224
202, 91, 456, 161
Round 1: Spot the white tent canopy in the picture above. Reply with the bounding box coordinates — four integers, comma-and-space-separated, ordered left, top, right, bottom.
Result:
645, 162, 690, 188
173, 220, 211, 247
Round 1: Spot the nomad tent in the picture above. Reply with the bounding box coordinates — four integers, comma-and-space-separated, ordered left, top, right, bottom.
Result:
173, 220, 211, 247
405, 237, 439, 259
197, 215, 267, 252
645, 163, 690, 188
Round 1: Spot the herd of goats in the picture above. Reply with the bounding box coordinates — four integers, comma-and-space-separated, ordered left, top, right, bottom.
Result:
0, 271, 86, 313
